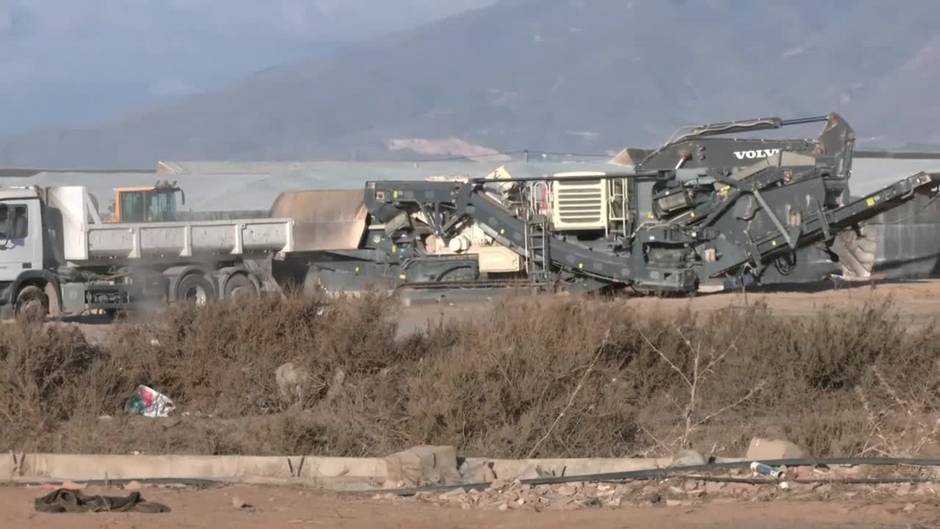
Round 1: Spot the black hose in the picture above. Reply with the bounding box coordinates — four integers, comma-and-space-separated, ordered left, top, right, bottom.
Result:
368, 457, 940, 497
525, 457, 940, 486
614, 475, 940, 486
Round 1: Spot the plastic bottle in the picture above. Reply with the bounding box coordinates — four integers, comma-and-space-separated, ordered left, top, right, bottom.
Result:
750, 461, 785, 479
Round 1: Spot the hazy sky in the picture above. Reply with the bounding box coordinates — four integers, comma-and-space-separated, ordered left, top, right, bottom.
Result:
0, 0, 495, 135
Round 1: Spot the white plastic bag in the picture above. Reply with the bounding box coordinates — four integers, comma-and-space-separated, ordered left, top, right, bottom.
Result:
125, 385, 175, 417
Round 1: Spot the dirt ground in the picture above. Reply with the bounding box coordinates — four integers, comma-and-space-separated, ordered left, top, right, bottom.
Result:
51, 279, 940, 342
396, 280, 940, 336
6, 484, 940, 529
17, 280, 940, 343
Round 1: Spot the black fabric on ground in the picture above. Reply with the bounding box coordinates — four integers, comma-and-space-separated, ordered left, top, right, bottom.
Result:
34, 489, 170, 513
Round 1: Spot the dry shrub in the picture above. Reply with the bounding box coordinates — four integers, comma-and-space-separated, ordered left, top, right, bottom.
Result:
405, 298, 940, 458
0, 322, 100, 449
404, 297, 647, 457
627, 301, 940, 457
2, 293, 939, 459
101, 291, 400, 417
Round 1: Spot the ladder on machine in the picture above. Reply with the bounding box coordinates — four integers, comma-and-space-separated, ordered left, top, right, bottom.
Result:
607, 177, 630, 240
523, 209, 551, 282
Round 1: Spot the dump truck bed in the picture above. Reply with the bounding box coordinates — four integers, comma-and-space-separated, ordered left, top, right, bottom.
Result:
77, 218, 294, 261
47, 186, 294, 263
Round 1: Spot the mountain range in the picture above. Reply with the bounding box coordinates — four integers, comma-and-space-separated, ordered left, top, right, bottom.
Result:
2, 0, 939, 168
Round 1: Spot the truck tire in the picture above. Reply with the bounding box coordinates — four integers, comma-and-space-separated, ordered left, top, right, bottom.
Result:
175, 274, 215, 306
14, 285, 48, 321
223, 273, 256, 299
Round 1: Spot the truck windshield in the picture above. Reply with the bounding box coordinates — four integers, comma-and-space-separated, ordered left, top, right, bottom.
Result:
121, 192, 145, 223
0, 204, 28, 239
119, 190, 178, 222
148, 190, 178, 222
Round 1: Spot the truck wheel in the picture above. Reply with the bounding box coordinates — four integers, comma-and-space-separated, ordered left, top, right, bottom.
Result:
14, 285, 49, 321
223, 273, 256, 299
176, 274, 215, 306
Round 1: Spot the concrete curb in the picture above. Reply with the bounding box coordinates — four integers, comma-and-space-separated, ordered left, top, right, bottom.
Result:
1, 452, 706, 491
2, 453, 387, 490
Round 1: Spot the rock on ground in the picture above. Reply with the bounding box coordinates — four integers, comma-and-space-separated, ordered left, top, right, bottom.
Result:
745, 438, 807, 461
384, 445, 462, 486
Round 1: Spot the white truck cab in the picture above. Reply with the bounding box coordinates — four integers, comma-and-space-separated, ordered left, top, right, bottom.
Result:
0, 188, 44, 277
0, 187, 50, 318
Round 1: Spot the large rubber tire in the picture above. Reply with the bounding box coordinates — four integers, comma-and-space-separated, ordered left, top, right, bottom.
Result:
175, 274, 216, 306
831, 227, 878, 281
14, 285, 48, 322
223, 273, 256, 299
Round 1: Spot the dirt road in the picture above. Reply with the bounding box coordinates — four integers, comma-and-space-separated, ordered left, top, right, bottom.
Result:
396, 280, 940, 336
52, 280, 940, 342
6, 484, 939, 529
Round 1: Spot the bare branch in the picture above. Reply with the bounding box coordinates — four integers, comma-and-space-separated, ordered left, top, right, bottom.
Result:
637, 328, 692, 389
693, 380, 766, 428
676, 327, 697, 356
639, 424, 670, 455
702, 341, 735, 376
663, 391, 685, 414
873, 365, 910, 415
527, 330, 609, 458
